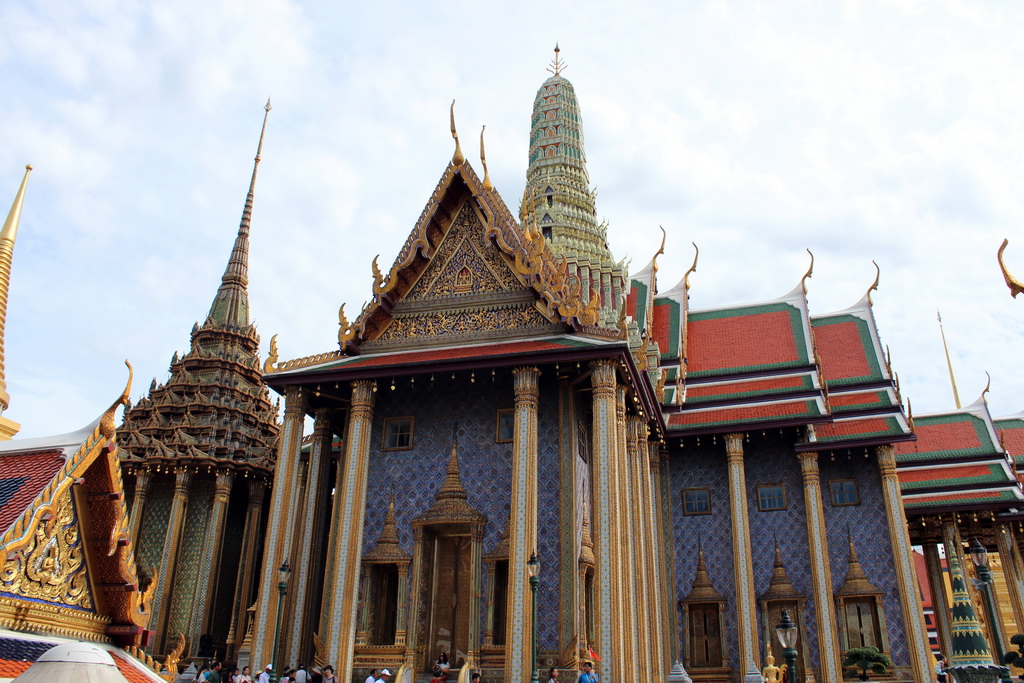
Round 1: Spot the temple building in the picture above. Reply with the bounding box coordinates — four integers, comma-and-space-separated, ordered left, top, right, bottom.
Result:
116, 102, 281, 662
246, 55, 935, 683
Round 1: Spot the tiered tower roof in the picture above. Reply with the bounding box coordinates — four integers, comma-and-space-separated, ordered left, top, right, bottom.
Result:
117, 103, 280, 469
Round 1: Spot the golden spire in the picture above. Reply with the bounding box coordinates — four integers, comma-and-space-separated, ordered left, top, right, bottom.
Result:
208, 100, 270, 327
480, 126, 493, 190
450, 100, 465, 166
937, 309, 961, 409
999, 239, 1023, 298
547, 43, 566, 76
0, 164, 32, 418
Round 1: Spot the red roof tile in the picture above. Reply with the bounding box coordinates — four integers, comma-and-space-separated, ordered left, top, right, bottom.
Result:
894, 419, 984, 457
904, 490, 1017, 507
899, 464, 998, 484
815, 320, 872, 381
686, 375, 809, 401
0, 449, 65, 534
829, 391, 888, 409
113, 653, 158, 682
998, 424, 1024, 457
814, 417, 897, 439
687, 310, 801, 375
0, 659, 32, 677
652, 298, 681, 359
668, 400, 818, 429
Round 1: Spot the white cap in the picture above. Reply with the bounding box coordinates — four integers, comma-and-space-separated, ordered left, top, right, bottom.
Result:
382, 669, 392, 676
266, 664, 273, 670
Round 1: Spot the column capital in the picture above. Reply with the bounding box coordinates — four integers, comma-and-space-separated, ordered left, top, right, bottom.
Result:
589, 359, 617, 398
724, 432, 744, 461
133, 468, 152, 491
350, 379, 376, 418
798, 451, 820, 481
513, 366, 541, 407
313, 406, 335, 436
283, 385, 308, 417
247, 478, 267, 502
875, 444, 896, 474
173, 468, 194, 494
215, 470, 235, 495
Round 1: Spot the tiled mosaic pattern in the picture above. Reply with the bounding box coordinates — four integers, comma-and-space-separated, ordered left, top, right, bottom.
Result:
361, 372, 564, 653
166, 477, 214, 638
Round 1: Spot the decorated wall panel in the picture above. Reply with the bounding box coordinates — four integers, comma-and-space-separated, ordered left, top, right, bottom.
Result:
166, 477, 214, 638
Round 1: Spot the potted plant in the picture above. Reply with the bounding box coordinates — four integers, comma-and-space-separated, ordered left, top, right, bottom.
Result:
1003, 633, 1024, 680
842, 646, 892, 681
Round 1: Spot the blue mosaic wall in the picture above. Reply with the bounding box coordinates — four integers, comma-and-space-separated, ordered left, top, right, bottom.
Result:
819, 451, 909, 666
360, 370, 563, 652
669, 434, 911, 673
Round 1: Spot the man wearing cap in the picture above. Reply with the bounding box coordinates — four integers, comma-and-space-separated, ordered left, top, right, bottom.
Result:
365, 668, 378, 683
256, 664, 272, 683
375, 668, 392, 683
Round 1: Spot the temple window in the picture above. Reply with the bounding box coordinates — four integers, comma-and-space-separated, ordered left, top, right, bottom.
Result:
835, 536, 890, 655
496, 409, 514, 443
843, 597, 882, 649
687, 604, 724, 667
383, 417, 414, 451
370, 563, 400, 645
682, 488, 711, 515
492, 560, 509, 645
829, 479, 860, 506
756, 484, 787, 511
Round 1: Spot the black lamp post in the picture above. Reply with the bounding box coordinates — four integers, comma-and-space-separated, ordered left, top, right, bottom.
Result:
270, 560, 291, 683
970, 539, 1011, 683
528, 552, 541, 683
776, 609, 798, 683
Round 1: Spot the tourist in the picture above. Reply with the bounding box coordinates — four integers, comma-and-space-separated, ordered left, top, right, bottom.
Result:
471, 674, 480, 683
376, 668, 392, 683
935, 654, 947, 683
322, 665, 338, 683
295, 665, 309, 683
309, 666, 323, 683
579, 661, 598, 683
366, 668, 379, 683
431, 668, 446, 683
257, 665, 272, 683
547, 668, 559, 683
207, 661, 223, 683
436, 652, 450, 674
236, 666, 252, 683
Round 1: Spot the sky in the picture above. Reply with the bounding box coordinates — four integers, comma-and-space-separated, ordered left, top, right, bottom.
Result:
0, 0, 1022, 438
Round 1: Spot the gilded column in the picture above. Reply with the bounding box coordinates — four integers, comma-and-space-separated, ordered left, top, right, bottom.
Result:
323, 379, 376, 681
657, 450, 678, 663
724, 433, 758, 675
626, 416, 650, 677
924, 542, 953, 657
877, 444, 931, 683
152, 466, 194, 650
504, 366, 540, 683
797, 451, 842, 682
614, 386, 637, 683
287, 407, 336, 664
189, 469, 235, 647
355, 568, 372, 646
251, 385, 307, 669
469, 525, 484, 664
404, 527, 426, 669
643, 441, 666, 682
557, 379, 579, 659
996, 524, 1024, 632
589, 360, 619, 683
128, 468, 151, 549
395, 563, 410, 647
227, 478, 267, 660
484, 560, 497, 647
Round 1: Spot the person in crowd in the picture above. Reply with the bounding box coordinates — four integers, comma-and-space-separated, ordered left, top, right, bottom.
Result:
256, 664, 273, 683
366, 668, 379, 683
431, 668, 446, 683
295, 664, 309, 683
547, 668, 559, 683
436, 652, 450, 674
322, 665, 338, 683
935, 654, 948, 683
579, 661, 598, 683
376, 668, 392, 683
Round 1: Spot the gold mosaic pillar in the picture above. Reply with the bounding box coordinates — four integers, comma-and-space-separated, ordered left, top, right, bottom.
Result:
484, 559, 497, 647
725, 433, 758, 675
152, 466, 194, 651
657, 450, 678, 663
355, 568, 372, 646
504, 366, 540, 683
557, 378, 579, 659
251, 385, 307, 669
128, 468, 151, 549
404, 527, 425, 669
614, 386, 637, 683
395, 563, 410, 647
643, 440, 666, 682
876, 445, 931, 683
797, 451, 842, 682
924, 542, 953, 657
589, 360, 619, 682
188, 469, 235, 648
996, 524, 1024, 632
323, 379, 376, 681
626, 415, 650, 677
227, 478, 267, 661
287, 407, 336, 665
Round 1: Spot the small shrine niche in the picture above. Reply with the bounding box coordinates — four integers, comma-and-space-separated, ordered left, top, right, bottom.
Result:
454, 267, 473, 293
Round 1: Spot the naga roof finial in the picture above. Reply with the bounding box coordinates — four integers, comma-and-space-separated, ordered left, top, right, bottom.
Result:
547, 43, 566, 76
800, 249, 814, 295
480, 126, 493, 191
450, 100, 465, 167
683, 242, 699, 290
652, 225, 667, 276
866, 260, 880, 305
999, 239, 1023, 299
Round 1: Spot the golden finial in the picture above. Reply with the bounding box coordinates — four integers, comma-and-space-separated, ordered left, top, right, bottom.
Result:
263, 334, 279, 374
866, 260, 880, 305
998, 239, 1023, 299
480, 126, 493, 191
338, 303, 355, 348
983, 371, 992, 400
652, 226, 667, 275
547, 43, 566, 76
907, 398, 914, 432
0, 164, 32, 419
100, 360, 133, 439
450, 100, 465, 166
683, 242, 699, 290
937, 309, 961, 409
800, 249, 814, 294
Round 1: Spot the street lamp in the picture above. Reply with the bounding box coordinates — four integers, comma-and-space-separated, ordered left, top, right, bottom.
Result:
970, 538, 1011, 683
528, 552, 540, 683
776, 609, 798, 683
270, 560, 291, 683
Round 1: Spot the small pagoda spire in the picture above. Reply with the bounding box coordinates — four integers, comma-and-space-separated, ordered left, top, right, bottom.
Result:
547, 43, 566, 76
208, 100, 271, 328
837, 529, 880, 596
685, 536, 724, 602
0, 165, 32, 419
438, 423, 468, 501
937, 309, 962, 409
946, 543, 993, 666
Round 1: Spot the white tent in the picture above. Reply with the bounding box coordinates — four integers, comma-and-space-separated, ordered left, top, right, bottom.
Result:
12, 642, 128, 682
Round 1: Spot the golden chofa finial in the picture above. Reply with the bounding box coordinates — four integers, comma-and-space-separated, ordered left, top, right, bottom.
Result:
547, 43, 566, 76
480, 126, 493, 191
683, 242, 699, 290
652, 226, 667, 275
800, 249, 814, 294
450, 100, 465, 167
999, 239, 1023, 298
865, 260, 880, 305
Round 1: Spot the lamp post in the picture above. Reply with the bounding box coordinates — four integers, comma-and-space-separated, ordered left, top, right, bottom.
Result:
270, 560, 291, 683
970, 539, 1011, 683
528, 552, 540, 683
776, 609, 798, 683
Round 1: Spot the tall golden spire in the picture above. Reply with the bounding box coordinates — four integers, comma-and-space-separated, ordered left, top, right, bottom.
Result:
0, 165, 32, 435
207, 100, 271, 328
937, 309, 961, 409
